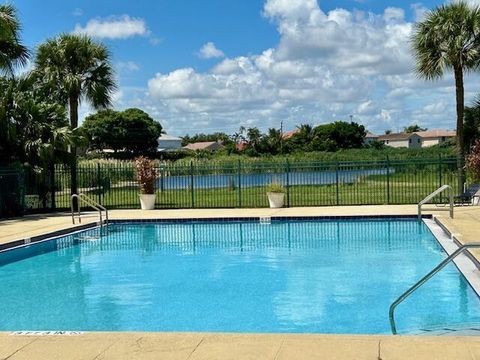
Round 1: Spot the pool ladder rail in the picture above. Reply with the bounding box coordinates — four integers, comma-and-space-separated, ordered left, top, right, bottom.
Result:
71, 194, 109, 234
418, 184, 453, 220
389, 243, 480, 335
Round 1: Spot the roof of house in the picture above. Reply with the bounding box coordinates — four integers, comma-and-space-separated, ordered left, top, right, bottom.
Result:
184, 141, 223, 151
415, 129, 456, 138
282, 129, 299, 139
378, 132, 417, 141
158, 134, 182, 141
378, 129, 456, 141
236, 141, 247, 151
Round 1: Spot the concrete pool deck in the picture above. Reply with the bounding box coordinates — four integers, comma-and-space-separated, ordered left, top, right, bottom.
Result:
1, 332, 480, 360
1, 205, 480, 359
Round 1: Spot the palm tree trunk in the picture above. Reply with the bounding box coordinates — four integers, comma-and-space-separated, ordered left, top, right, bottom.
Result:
454, 66, 465, 194
69, 95, 79, 207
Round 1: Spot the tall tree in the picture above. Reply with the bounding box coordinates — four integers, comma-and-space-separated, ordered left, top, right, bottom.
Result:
35, 34, 116, 198
288, 124, 315, 151
412, 1, 480, 191
404, 124, 427, 133
0, 73, 80, 167
0, 4, 29, 75
82, 108, 163, 154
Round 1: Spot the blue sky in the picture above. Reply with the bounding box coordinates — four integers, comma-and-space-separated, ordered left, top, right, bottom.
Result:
14, 0, 480, 135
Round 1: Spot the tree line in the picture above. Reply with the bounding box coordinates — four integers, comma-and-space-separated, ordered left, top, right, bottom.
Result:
3, 2, 480, 181
0, 4, 117, 200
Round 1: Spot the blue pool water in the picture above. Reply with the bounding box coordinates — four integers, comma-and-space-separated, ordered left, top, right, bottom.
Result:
1, 219, 480, 334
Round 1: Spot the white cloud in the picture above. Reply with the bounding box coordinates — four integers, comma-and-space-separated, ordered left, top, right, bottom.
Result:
133, 0, 479, 135
117, 61, 140, 72
198, 42, 225, 59
73, 15, 148, 39
410, 3, 428, 22
72, 8, 83, 17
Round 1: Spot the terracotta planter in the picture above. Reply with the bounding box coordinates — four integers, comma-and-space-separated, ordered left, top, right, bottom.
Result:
267, 192, 285, 208
139, 194, 156, 210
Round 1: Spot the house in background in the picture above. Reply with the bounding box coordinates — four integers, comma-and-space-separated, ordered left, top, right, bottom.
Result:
235, 141, 247, 151
157, 134, 183, 152
375, 129, 456, 149
415, 129, 456, 147
184, 141, 224, 151
378, 132, 422, 149
364, 132, 379, 145
282, 129, 299, 140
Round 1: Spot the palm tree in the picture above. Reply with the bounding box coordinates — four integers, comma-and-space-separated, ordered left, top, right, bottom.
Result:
412, 1, 480, 191
35, 34, 116, 199
0, 4, 29, 75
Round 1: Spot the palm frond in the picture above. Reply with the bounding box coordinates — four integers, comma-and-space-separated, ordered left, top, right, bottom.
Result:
411, 1, 480, 79
0, 4, 29, 75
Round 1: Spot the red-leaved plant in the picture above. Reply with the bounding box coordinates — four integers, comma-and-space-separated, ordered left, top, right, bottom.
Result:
466, 140, 480, 182
134, 156, 158, 194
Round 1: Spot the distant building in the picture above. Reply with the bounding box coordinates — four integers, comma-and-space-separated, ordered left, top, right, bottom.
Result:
415, 129, 456, 147
184, 141, 224, 151
236, 141, 247, 151
157, 134, 183, 151
378, 132, 422, 149
364, 132, 379, 145
376, 129, 456, 148
282, 129, 299, 139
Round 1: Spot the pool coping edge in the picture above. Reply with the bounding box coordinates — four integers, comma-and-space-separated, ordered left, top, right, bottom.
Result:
426, 217, 480, 298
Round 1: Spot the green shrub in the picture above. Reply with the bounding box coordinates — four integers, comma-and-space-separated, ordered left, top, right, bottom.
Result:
266, 182, 285, 193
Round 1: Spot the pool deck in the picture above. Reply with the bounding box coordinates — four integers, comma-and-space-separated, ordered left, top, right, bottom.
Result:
1, 332, 480, 360
1, 205, 480, 359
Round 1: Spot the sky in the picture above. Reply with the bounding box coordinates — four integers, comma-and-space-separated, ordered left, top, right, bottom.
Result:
14, 0, 480, 136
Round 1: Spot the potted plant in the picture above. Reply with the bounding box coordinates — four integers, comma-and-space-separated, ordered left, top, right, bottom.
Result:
135, 156, 158, 210
266, 182, 285, 208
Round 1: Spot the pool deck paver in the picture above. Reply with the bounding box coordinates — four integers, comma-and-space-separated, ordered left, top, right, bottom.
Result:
1, 333, 480, 360
2, 205, 480, 359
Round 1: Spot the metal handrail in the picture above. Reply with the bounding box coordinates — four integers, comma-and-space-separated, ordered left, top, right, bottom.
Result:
71, 194, 109, 229
418, 185, 453, 220
389, 243, 480, 335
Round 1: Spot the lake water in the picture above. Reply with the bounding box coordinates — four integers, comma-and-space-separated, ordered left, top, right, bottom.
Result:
157, 169, 389, 190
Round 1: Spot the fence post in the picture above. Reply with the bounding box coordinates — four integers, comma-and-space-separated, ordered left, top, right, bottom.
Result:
386, 155, 390, 204
97, 163, 102, 205
20, 168, 26, 214
438, 154, 442, 187
438, 154, 443, 203
50, 163, 56, 211
160, 165, 164, 192
190, 161, 195, 208
237, 160, 242, 208
286, 159, 290, 207
335, 161, 340, 206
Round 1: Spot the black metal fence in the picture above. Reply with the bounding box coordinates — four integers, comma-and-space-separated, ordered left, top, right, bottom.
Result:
0, 168, 25, 218
0, 156, 460, 217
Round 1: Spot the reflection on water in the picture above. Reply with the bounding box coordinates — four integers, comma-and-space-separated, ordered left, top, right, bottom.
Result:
49, 220, 436, 255
0, 220, 479, 334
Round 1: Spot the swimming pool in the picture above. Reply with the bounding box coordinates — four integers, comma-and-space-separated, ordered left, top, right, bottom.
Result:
1, 218, 479, 334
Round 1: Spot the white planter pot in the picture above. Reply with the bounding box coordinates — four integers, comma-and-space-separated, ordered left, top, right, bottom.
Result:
139, 194, 156, 210
267, 192, 285, 208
